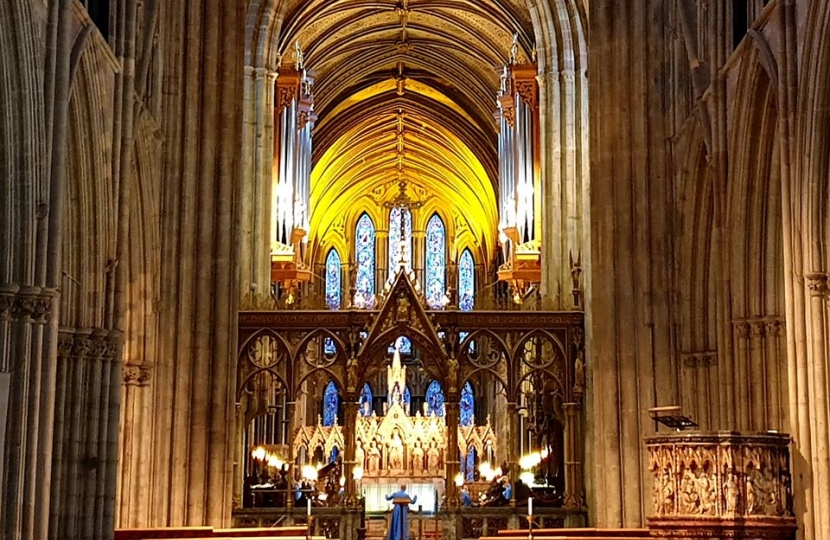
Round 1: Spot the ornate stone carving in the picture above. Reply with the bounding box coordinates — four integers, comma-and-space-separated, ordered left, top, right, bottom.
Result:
123, 364, 152, 386
805, 272, 829, 296
0, 287, 55, 323
647, 432, 795, 539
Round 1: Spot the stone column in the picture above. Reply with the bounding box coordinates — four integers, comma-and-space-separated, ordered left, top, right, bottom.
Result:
343, 397, 359, 504
562, 402, 584, 509
376, 231, 389, 287
805, 273, 830, 539
412, 230, 425, 286
118, 364, 152, 527
286, 400, 297, 510
505, 401, 519, 505
588, 0, 675, 527
445, 400, 461, 507
240, 66, 277, 299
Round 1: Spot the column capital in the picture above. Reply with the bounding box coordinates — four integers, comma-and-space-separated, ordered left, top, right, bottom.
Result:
806, 272, 829, 296
0, 286, 56, 323
123, 364, 153, 386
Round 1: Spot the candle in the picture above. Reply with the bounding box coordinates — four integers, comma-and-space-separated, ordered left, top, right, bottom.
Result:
528, 497, 533, 516
307, 497, 311, 516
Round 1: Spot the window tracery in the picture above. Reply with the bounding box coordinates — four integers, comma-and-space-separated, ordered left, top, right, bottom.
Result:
355, 213, 376, 298
425, 214, 446, 309
459, 249, 475, 311
323, 380, 340, 427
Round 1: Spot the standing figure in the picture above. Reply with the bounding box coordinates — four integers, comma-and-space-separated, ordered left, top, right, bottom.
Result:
410, 440, 425, 473
368, 439, 381, 473
356, 439, 366, 471
386, 484, 417, 540
426, 440, 441, 472
389, 431, 404, 471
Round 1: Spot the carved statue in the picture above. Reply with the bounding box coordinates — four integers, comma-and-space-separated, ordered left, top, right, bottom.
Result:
573, 350, 585, 395
679, 469, 699, 514
446, 356, 459, 391
509, 33, 519, 65
294, 41, 304, 70
388, 430, 404, 471
356, 439, 366, 470
367, 439, 381, 473
427, 440, 441, 473
724, 472, 739, 514
396, 294, 410, 322
697, 470, 715, 514
745, 469, 760, 514
347, 355, 359, 390
410, 440, 424, 472
656, 471, 675, 515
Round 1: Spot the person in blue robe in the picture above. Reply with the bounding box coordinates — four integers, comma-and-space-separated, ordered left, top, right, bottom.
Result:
460, 485, 472, 507
386, 484, 417, 540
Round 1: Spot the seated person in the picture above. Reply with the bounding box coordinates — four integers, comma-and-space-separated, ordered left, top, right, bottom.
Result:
502, 480, 513, 501
460, 485, 472, 507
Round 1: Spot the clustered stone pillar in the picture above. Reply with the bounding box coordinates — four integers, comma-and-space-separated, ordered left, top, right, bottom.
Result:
445, 400, 461, 508
343, 397, 359, 504
562, 402, 584, 510
588, 0, 677, 527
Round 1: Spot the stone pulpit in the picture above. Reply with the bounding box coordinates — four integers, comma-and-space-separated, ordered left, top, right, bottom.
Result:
646, 431, 796, 539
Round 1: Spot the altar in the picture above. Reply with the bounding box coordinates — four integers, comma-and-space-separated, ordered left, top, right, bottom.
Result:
292, 343, 498, 512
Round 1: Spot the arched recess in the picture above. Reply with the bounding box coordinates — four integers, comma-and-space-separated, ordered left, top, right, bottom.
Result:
788, 3, 830, 538
726, 53, 786, 433
676, 125, 719, 429
117, 107, 162, 527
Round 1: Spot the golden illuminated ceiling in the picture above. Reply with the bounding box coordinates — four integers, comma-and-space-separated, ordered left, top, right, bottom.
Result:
277, 0, 536, 258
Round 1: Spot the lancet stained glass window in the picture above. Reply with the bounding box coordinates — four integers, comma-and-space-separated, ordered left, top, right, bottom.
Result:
359, 383, 373, 416
323, 380, 340, 427
465, 447, 476, 482
325, 249, 341, 310
458, 249, 475, 311
388, 207, 412, 274
355, 213, 375, 298
425, 380, 445, 417
460, 381, 474, 426
425, 214, 446, 309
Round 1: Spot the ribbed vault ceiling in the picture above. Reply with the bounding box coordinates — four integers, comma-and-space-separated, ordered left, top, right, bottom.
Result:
281, 0, 536, 250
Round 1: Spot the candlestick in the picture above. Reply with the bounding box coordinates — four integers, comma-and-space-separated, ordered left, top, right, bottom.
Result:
307, 497, 311, 516
528, 496, 533, 516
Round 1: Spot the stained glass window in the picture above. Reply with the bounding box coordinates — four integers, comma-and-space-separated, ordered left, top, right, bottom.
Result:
324, 337, 336, 357
458, 249, 475, 311
425, 214, 446, 309
355, 213, 375, 298
323, 380, 340, 427
460, 381, 474, 426
325, 249, 341, 310
425, 380, 445, 417
465, 447, 476, 482
359, 383, 373, 417
388, 335, 412, 355
388, 207, 412, 274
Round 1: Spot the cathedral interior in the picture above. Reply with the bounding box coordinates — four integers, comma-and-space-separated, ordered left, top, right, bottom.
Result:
2, 1, 830, 540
